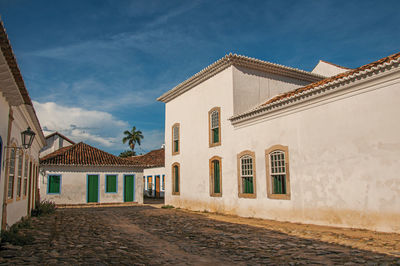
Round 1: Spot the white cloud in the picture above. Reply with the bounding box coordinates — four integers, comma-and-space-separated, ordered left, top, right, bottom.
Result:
33, 101, 128, 149
33, 100, 165, 154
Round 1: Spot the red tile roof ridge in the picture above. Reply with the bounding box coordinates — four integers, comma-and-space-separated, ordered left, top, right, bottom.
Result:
230, 51, 400, 123
40, 142, 145, 167
126, 148, 165, 168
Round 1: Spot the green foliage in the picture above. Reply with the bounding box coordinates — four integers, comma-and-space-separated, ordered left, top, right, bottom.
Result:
161, 205, 175, 209
122, 126, 144, 152
1, 217, 34, 246
31, 200, 56, 217
119, 150, 136, 158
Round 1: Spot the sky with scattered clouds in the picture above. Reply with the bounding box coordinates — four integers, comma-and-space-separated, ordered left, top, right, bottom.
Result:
1, 0, 399, 155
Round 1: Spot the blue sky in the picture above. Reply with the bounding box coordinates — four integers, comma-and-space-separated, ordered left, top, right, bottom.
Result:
1, 0, 399, 155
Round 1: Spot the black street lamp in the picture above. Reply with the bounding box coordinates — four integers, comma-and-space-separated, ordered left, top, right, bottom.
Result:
21, 127, 36, 149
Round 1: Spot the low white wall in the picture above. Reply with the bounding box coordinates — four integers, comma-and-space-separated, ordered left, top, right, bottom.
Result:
40, 166, 143, 205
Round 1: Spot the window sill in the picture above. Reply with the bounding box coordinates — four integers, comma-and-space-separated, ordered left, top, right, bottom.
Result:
172, 192, 180, 196
238, 193, 256, 199
209, 142, 221, 148
268, 193, 291, 200
210, 193, 222, 197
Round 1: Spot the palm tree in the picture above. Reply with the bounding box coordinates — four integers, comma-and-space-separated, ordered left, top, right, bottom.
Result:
122, 126, 144, 153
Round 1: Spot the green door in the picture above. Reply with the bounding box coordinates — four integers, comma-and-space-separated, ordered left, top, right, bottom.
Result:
124, 175, 135, 202
87, 175, 99, 203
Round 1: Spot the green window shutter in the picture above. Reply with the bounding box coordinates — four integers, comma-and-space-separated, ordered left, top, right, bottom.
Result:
49, 175, 60, 194
244, 177, 253, 194
174, 140, 179, 152
174, 166, 179, 192
214, 160, 220, 193
213, 128, 219, 143
106, 175, 117, 193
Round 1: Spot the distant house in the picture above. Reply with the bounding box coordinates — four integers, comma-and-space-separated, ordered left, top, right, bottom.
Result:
127, 148, 165, 198
40, 131, 75, 157
39, 142, 144, 205
0, 20, 46, 229
158, 52, 400, 233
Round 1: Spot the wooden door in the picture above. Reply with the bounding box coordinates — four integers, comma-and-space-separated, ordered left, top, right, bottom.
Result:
124, 175, 135, 202
155, 175, 160, 198
87, 175, 99, 203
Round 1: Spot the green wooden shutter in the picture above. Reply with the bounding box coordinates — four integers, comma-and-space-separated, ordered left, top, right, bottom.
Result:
213, 128, 219, 143
124, 175, 135, 202
214, 160, 220, 193
88, 175, 99, 202
106, 175, 117, 193
174, 140, 179, 152
244, 177, 253, 194
174, 166, 179, 192
48, 175, 60, 193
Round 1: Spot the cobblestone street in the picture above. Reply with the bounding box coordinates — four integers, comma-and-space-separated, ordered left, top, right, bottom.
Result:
0, 205, 399, 265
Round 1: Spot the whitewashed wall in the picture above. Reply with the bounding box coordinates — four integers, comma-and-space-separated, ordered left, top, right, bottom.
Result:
311, 61, 348, 77
164, 65, 400, 233
39, 166, 143, 205
233, 66, 310, 115
0, 93, 9, 226
6, 104, 43, 226
143, 167, 165, 197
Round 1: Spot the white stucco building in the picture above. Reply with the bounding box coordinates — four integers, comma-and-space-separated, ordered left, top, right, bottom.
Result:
0, 21, 46, 229
39, 141, 144, 205
158, 52, 400, 233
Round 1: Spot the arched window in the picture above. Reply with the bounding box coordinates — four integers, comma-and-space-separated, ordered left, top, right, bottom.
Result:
265, 145, 291, 200
7, 146, 16, 200
209, 107, 221, 147
237, 151, 256, 198
172, 123, 180, 155
172, 162, 180, 195
209, 156, 222, 196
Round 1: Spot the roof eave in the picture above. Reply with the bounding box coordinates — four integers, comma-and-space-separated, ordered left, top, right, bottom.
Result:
157, 54, 325, 103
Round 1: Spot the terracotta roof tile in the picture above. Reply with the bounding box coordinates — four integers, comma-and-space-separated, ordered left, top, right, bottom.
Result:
262, 51, 400, 107
40, 142, 143, 167
126, 148, 165, 168
230, 51, 400, 123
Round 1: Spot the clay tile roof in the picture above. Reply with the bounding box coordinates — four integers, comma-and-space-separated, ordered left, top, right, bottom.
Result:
230, 51, 400, 123
126, 148, 165, 168
0, 20, 32, 106
40, 142, 143, 167
45, 132, 75, 145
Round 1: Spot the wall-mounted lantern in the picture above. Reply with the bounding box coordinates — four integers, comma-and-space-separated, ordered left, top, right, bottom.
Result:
21, 127, 36, 149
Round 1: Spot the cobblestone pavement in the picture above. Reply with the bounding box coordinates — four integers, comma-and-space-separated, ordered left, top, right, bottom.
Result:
0, 206, 399, 265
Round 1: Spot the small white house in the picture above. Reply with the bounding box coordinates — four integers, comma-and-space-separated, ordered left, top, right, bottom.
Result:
39, 142, 144, 205
158, 52, 400, 233
128, 148, 165, 198
0, 20, 46, 229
